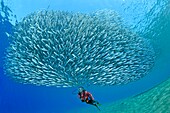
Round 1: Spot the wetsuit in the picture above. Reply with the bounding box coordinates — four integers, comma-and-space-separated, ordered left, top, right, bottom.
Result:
78, 90, 95, 104
78, 90, 101, 111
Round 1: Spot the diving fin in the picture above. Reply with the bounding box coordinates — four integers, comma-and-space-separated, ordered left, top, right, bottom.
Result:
94, 104, 101, 111
93, 101, 101, 111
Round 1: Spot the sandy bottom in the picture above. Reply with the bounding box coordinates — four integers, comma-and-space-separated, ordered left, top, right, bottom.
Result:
69, 77, 170, 113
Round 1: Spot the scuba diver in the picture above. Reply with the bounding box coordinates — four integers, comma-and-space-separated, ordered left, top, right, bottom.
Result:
78, 87, 101, 111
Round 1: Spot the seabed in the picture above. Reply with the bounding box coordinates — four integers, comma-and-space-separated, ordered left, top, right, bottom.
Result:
70, 77, 170, 113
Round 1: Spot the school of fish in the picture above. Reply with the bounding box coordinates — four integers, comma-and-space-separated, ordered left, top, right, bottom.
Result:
4, 10, 155, 87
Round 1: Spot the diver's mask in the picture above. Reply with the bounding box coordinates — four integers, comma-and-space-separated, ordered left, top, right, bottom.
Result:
78, 87, 84, 93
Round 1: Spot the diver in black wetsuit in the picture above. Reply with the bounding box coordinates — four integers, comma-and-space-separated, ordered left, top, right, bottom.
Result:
77, 87, 101, 110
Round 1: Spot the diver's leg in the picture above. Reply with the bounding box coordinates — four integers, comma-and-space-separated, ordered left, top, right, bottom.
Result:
86, 100, 101, 111
86, 100, 99, 106
86, 99, 93, 105
92, 100, 99, 104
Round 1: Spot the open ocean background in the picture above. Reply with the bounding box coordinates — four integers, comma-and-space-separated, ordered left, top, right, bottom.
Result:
0, 0, 170, 113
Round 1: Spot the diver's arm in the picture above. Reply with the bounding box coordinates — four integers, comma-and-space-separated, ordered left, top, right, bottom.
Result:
78, 92, 85, 102
78, 92, 82, 99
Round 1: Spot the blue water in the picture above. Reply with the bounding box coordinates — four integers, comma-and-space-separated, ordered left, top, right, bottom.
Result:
0, 0, 170, 113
